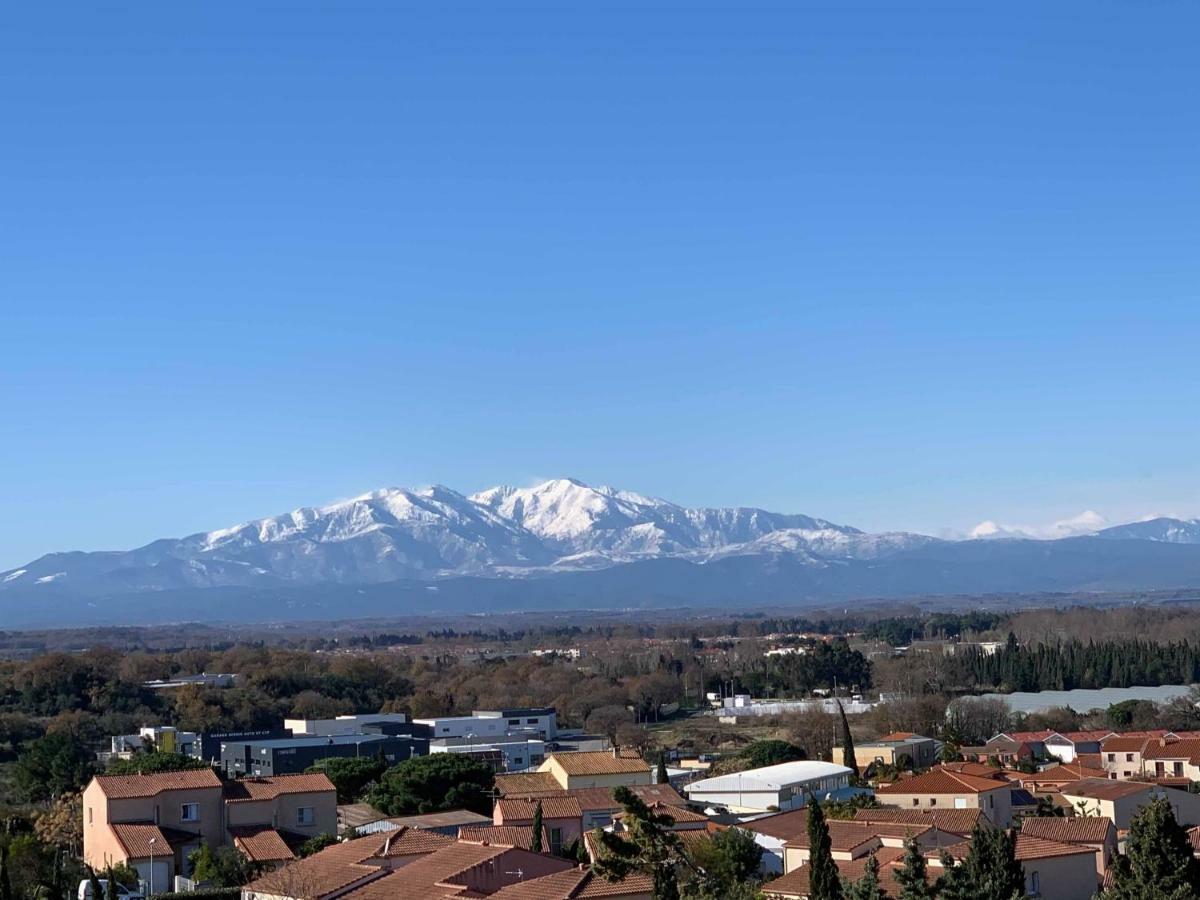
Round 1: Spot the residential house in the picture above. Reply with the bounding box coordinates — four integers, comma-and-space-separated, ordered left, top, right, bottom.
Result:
223, 775, 338, 866
851, 807, 985, 837
490, 868, 652, 899
491, 783, 686, 830
1142, 737, 1200, 784
493, 797, 583, 856
683, 761, 853, 813
1019, 760, 1109, 792
1043, 732, 1114, 764
1099, 735, 1152, 780
1021, 815, 1117, 881
243, 835, 572, 900
351, 809, 491, 837
83, 770, 225, 888
833, 732, 939, 772
874, 765, 1014, 826
1059, 778, 1200, 828
536, 749, 653, 790
988, 731, 1057, 760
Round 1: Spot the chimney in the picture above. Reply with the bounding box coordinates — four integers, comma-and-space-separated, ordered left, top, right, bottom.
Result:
612, 746, 619, 758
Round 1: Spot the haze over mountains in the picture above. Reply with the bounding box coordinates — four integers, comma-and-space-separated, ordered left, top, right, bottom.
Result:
4, 478, 1200, 627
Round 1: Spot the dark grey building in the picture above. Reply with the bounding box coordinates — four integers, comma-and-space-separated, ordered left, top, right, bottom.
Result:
219, 731, 428, 776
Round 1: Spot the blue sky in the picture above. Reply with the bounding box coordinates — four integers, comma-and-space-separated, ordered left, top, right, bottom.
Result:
3, 1, 1199, 568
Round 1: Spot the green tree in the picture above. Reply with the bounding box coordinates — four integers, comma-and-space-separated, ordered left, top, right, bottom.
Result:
689, 826, 762, 892
188, 844, 257, 887
87, 867, 105, 900
306, 755, 388, 803
1104, 796, 1200, 899
806, 798, 843, 900
14, 733, 95, 802
836, 701, 859, 780
657, 752, 670, 785
296, 834, 338, 858
893, 839, 935, 900
592, 786, 698, 900
844, 853, 886, 900
0, 843, 13, 900
367, 754, 494, 816
106, 752, 209, 776
741, 740, 805, 769
939, 825, 1023, 900
530, 802, 544, 854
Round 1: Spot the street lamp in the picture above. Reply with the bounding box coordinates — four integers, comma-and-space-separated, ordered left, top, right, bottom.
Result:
148, 837, 156, 897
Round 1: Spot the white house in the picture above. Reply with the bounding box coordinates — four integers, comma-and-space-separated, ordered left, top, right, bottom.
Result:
683, 761, 853, 813
429, 736, 546, 772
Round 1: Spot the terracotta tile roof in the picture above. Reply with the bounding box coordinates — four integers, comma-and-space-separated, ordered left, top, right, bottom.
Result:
1144, 738, 1200, 762
491, 868, 655, 899
993, 730, 1058, 743
583, 828, 711, 864
1028, 762, 1109, 782
739, 809, 810, 841
1058, 731, 1116, 743
110, 823, 197, 859
498, 785, 686, 813
1020, 816, 1114, 844
497, 797, 584, 822
344, 844, 573, 900
548, 750, 651, 777
376, 826, 458, 857
1013, 834, 1097, 860
940, 761, 1015, 779
1075, 753, 1104, 770
876, 766, 1008, 796
853, 807, 985, 836
495, 772, 563, 795
1099, 736, 1151, 753
877, 732, 919, 741
229, 825, 297, 863
1188, 825, 1200, 853
458, 825, 550, 851
245, 835, 388, 899
92, 769, 222, 799
223, 773, 336, 802
1058, 777, 1161, 801
782, 820, 898, 852
762, 848, 912, 898
613, 802, 709, 825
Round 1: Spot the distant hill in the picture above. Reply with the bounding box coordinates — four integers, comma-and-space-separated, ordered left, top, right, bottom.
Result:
4, 478, 1200, 626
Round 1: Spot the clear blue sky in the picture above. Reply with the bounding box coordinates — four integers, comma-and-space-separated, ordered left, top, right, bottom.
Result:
3, 1, 1199, 568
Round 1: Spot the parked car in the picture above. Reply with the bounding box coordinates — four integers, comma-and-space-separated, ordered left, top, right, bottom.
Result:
79, 880, 146, 900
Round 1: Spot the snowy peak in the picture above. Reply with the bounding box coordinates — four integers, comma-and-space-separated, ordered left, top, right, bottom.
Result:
1097, 517, 1200, 544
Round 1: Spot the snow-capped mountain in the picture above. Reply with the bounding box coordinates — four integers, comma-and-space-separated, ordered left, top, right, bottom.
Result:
7, 479, 1200, 627
0, 478, 925, 594
1096, 517, 1200, 544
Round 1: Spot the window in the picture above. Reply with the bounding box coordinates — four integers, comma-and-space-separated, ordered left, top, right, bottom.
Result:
1175, 762, 1185, 777
1126, 753, 1134, 762
988, 795, 994, 808
1030, 871, 1040, 895
549, 827, 563, 855
911, 799, 919, 807
1107, 753, 1115, 762
181, 803, 199, 822
929, 798, 937, 807
297, 807, 315, 826
526, 718, 538, 724
88, 808, 93, 825
509, 719, 520, 726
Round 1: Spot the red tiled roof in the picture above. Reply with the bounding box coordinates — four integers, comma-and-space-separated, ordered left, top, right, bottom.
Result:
877, 732, 919, 741
993, 731, 1059, 743
229, 825, 297, 863
498, 784, 686, 812
491, 868, 655, 899
376, 826, 458, 857
344, 844, 573, 899
497, 797, 584, 822
1058, 731, 1116, 743
244, 835, 387, 899
1144, 739, 1200, 762
853, 808, 985, 836
458, 825, 550, 852
1013, 834, 1097, 860
93, 769, 222, 799
1058, 777, 1161, 801
1020, 816, 1114, 844
782, 821, 887, 852
548, 750, 651, 777
1100, 736, 1151, 753
110, 823, 196, 859
1188, 825, 1200, 853
223, 773, 336, 802
613, 802, 709, 825
1027, 762, 1109, 782
495, 773, 563, 795
763, 848, 913, 898
876, 766, 1008, 796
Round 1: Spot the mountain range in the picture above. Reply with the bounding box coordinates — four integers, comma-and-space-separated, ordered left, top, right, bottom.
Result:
4, 478, 1200, 626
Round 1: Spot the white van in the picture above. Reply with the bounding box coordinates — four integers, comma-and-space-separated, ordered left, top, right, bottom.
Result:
78, 881, 146, 900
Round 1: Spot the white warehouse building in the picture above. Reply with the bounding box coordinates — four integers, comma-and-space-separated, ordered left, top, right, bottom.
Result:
683, 761, 854, 813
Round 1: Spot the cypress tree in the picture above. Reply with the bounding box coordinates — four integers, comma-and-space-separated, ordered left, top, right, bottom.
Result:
0, 844, 12, 900
1105, 796, 1200, 899
893, 839, 935, 900
87, 866, 105, 900
805, 798, 843, 900
939, 825, 1023, 900
530, 801, 544, 853
837, 700, 859, 780
657, 751, 669, 785
844, 852, 886, 900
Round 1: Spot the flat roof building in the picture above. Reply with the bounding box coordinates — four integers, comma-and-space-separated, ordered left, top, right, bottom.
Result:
684, 761, 853, 813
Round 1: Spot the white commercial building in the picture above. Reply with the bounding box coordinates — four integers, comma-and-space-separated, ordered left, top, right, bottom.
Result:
429, 736, 546, 772
683, 761, 854, 813
416, 708, 557, 741
284, 713, 409, 736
